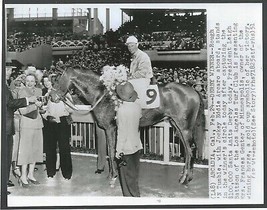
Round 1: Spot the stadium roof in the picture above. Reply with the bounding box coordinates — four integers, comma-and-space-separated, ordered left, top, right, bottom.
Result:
121, 9, 206, 16
13, 16, 87, 22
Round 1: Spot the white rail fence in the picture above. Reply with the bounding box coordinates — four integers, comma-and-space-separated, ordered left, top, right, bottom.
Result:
70, 105, 209, 163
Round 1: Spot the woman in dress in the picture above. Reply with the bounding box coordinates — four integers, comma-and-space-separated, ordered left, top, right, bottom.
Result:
17, 73, 43, 187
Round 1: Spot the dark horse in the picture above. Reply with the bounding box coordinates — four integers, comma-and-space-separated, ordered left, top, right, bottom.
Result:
52, 66, 205, 185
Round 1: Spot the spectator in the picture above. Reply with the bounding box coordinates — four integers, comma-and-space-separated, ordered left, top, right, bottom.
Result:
11, 76, 26, 181
42, 75, 73, 180
17, 73, 43, 187
5, 66, 37, 194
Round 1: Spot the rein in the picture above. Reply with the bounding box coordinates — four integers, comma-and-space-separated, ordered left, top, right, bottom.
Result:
61, 90, 108, 115
54, 67, 108, 115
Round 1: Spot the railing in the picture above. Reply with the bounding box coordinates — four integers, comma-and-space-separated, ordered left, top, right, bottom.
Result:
70, 105, 209, 163
71, 122, 96, 149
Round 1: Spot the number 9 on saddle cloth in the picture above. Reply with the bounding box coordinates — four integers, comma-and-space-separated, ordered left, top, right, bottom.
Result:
116, 78, 160, 109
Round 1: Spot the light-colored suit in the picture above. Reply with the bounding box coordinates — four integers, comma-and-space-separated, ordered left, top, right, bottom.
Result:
17, 87, 43, 165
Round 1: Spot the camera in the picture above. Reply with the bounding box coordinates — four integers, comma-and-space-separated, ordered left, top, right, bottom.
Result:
37, 96, 48, 105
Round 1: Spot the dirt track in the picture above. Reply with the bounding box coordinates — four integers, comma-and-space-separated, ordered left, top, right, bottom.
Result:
8, 154, 208, 206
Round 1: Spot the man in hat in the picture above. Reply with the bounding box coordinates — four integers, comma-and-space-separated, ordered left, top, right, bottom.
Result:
115, 82, 142, 197
125, 35, 153, 107
5, 66, 37, 194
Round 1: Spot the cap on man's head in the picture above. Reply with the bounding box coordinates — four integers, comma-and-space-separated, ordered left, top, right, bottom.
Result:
125, 36, 138, 45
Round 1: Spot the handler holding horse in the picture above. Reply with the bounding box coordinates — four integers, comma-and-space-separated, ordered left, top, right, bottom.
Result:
115, 36, 153, 197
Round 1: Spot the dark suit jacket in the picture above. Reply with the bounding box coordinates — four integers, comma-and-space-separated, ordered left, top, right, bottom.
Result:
6, 84, 27, 135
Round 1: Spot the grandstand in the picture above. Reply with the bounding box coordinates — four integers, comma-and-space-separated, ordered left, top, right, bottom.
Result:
6, 7, 207, 69
6, 8, 103, 36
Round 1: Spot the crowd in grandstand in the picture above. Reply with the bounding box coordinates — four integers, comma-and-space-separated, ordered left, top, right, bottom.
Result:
7, 10, 208, 99
8, 60, 208, 102
64, 46, 131, 71
7, 31, 206, 52
7, 11, 206, 52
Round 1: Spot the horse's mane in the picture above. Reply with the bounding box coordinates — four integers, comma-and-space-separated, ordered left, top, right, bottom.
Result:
56, 64, 102, 77
71, 64, 102, 76
64, 64, 105, 93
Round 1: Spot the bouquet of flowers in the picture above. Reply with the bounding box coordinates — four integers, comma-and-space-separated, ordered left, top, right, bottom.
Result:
100, 65, 129, 116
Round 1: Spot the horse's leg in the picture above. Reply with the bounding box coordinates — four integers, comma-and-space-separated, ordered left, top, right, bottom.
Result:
170, 120, 194, 185
179, 129, 194, 184
105, 127, 118, 187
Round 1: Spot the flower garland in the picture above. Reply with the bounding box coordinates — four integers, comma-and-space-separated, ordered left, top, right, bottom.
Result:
100, 65, 129, 118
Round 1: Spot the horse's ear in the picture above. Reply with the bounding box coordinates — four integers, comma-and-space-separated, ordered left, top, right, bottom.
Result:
55, 65, 65, 74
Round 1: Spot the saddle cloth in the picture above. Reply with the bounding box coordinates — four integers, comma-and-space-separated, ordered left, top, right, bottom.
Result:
143, 84, 160, 109
128, 79, 160, 109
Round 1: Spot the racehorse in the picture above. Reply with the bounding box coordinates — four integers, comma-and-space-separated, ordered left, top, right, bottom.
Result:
51, 65, 205, 185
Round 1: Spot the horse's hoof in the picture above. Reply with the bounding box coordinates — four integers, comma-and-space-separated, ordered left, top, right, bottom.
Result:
179, 174, 187, 184
188, 176, 193, 182
179, 174, 193, 185
109, 176, 117, 187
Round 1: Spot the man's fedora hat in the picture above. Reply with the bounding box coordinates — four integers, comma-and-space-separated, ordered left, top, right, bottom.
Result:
116, 82, 138, 102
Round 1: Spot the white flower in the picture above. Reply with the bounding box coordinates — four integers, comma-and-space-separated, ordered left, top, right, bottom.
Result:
100, 65, 129, 110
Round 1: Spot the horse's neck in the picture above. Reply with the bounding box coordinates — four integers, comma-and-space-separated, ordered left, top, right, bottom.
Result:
71, 69, 104, 105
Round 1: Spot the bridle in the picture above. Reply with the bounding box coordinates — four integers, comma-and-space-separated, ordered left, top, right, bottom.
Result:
60, 89, 108, 115
52, 70, 108, 114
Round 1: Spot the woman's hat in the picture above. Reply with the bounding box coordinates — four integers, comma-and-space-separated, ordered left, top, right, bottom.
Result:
116, 82, 138, 102
25, 66, 37, 76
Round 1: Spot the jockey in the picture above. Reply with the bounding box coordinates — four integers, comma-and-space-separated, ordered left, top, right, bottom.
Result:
126, 36, 153, 107
114, 36, 153, 197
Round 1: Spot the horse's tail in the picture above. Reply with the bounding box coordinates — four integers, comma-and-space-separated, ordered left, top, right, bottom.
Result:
192, 92, 206, 160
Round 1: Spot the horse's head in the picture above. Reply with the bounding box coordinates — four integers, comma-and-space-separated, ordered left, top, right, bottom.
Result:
49, 66, 75, 106
50, 65, 103, 111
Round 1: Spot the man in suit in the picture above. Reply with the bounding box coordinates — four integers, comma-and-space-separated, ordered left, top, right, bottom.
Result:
5, 66, 37, 194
